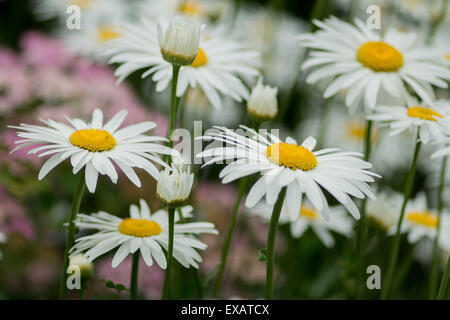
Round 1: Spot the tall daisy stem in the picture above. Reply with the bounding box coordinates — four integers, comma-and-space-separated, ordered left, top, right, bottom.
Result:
437, 253, 450, 299
59, 175, 86, 300
381, 135, 421, 300
265, 187, 287, 300
356, 119, 373, 297
212, 177, 248, 297
429, 156, 447, 298
162, 207, 175, 299
168, 65, 181, 148
130, 253, 140, 300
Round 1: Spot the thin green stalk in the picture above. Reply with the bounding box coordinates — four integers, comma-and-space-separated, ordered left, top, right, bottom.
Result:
212, 177, 248, 297
176, 207, 203, 299
381, 135, 421, 300
59, 175, 86, 300
437, 253, 450, 299
429, 156, 448, 298
168, 65, 181, 147
194, 268, 204, 299
130, 253, 140, 300
162, 208, 175, 299
265, 187, 287, 300
316, 98, 332, 149
355, 120, 373, 298
429, 0, 448, 43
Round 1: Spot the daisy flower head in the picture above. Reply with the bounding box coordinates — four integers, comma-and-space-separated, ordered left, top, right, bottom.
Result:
388, 192, 450, 246
69, 254, 93, 278
70, 200, 218, 268
158, 16, 203, 66
138, 0, 233, 25
366, 190, 402, 231
247, 77, 278, 122
106, 18, 261, 109
197, 126, 380, 221
157, 162, 194, 207
299, 16, 450, 113
368, 98, 450, 144
250, 200, 354, 248
58, 0, 128, 62
9, 109, 174, 193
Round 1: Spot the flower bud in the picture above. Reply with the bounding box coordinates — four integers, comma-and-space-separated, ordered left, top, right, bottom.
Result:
158, 16, 202, 66
157, 163, 194, 207
69, 254, 94, 279
247, 78, 278, 122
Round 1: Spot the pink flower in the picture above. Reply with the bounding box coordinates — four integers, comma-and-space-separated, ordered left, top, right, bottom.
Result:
20, 32, 74, 69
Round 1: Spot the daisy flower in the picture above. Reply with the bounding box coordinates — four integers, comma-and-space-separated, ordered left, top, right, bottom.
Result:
297, 103, 412, 175
235, 7, 308, 90
299, 16, 450, 112
70, 200, 218, 268
58, 1, 128, 62
368, 98, 450, 144
366, 190, 402, 231
156, 162, 194, 207
9, 109, 174, 193
197, 126, 380, 221
106, 18, 261, 109
249, 201, 354, 248
138, 0, 233, 24
388, 192, 450, 247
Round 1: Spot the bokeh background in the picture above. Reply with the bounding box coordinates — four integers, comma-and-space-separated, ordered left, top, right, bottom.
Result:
0, 0, 449, 299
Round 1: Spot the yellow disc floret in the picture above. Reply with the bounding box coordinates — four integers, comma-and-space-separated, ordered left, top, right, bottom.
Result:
69, 129, 117, 152
179, 0, 202, 15
406, 211, 438, 228
190, 48, 207, 67
97, 26, 120, 43
266, 143, 317, 171
118, 218, 162, 237
407, 106, 443, 121
357, 41, 403, 72
300, 206, 317, 220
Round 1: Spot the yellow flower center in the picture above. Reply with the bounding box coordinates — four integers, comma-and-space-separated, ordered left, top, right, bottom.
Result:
445, 54, 450, 61
346, 121, 378, 142
299, 206, 317, 220
406, 211, 438, 228
266, 143, 317, 171
407, 106, 443, 122
178, 0, 202, 15
357, 41, 403, 72
97, 26, 120, 43
70, 0, 92, 9
190, 48, 207, 67
118, 218, 162, 237
69, 129, 117, 152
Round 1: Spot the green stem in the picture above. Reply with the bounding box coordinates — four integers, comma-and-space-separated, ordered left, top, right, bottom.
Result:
381, 135, 421, 300
212, 177, 247, 297
194, 268, 204, 299
265, 187, 287, 300
437, 253, 450, 299
130, 252, 139, 300
59, 175, 86, 300
355, 120, 373, 298
428, 0, 448, 43
168, 65, 181, 148
316, 98, 332, 149
162, 208, 175, 300
130, 253, 140, 300
429, 156, 448, 298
